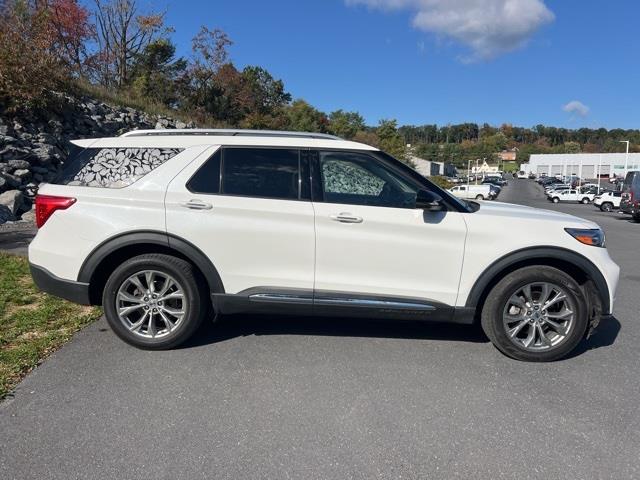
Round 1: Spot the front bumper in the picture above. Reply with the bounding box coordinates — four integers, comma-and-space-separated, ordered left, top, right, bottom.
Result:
30, 263, 91, 305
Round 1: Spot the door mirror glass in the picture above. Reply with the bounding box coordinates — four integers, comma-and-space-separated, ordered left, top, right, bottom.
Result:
415, 189, 444, 211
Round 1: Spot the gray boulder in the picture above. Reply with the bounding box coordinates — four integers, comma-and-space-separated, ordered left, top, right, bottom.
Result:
20, 206, 36, 224
0, 189, 24, 215
8, 159, 30, 170
0, 205, 15, 224
13, 169, 31, 180
2, 174, 21, 188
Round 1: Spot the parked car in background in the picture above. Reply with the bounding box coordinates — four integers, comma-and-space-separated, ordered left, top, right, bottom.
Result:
28, 128, 620, 362
540, 177, 563, 187
620, 171, 640, 221
517, 171, 528, 179
449, 184, 495, 200
545, 185, 571, 195
528, 172, 536, 179
581, 185, 609, 196
548, 189, 596, 204
594, 191, 622, 212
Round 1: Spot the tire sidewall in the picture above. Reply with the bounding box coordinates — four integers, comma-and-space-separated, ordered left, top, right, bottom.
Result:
481, 266, 588, 362
102, 255, 205, 349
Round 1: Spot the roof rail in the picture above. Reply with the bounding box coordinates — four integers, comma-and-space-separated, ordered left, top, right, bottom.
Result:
120, 129, 342, 140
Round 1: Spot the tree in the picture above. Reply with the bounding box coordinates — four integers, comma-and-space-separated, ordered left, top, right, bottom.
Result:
240, 66, 291, 115
49, 0, 95, 77
183, 25, 233, 117
0, 1, 67, 111
130, 38, 186, 106
286, 99, 327, 132
377, 119, 407, 163
93, 0, 167, 87
328, 110, 365, 139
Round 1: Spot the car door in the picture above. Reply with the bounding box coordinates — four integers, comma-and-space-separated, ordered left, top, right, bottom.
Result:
165, 146, 315, 297
311, 150, 467, 314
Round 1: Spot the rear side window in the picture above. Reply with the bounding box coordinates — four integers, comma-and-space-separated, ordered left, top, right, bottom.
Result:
222, 148, 299, 200
55, 147, 184, 188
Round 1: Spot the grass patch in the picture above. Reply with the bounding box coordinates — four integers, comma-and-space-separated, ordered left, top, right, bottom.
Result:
0, 253, 101, 400
74, 80, 219, 128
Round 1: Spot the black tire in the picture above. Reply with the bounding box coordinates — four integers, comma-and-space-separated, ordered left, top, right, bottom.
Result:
552, 197, 559, 203
581, 197, 590, 204
600, 202, 613, 212
475, 194, 484, 200
480, 266, 588, 362
633, 214, 640, 223
102, 254, 208, 349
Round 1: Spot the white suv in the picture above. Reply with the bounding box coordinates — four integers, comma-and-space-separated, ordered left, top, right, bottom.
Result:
28, 129, 620, 361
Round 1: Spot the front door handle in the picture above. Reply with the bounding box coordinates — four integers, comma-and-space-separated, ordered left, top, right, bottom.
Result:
181, 199, 213, 210
330, 212, 363, 224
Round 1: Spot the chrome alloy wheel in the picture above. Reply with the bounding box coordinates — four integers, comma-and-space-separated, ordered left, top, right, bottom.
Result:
116, 270, 186, 339
502, 282, 576, 351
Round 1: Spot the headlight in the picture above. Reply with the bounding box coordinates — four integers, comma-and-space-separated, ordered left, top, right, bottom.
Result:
565, 228, 606, 247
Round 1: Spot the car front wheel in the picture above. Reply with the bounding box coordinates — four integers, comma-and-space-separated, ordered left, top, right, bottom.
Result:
581, 197, 590, 204
475, 194, 484, 200
552, 197, 560, 203
481, 266, 588, 362
600, 202, 613, 212
102, 254, 208, 349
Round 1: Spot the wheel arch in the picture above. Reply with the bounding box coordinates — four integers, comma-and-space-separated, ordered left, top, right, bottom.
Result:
465, 246, 610, 320
78, 230, 225, 305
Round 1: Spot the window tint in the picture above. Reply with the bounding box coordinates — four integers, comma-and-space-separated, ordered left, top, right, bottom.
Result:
54, 147, 183, 188
187, 150, 221, 194
222, 148, 299, 200
318, 151, 417, 208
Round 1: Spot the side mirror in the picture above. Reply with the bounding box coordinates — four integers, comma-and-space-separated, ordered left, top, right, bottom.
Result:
415, 189, 444, 211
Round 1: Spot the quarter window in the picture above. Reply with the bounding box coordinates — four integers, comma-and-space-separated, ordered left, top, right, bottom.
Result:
318, 151, 417, 208
222, 148, 300, 200
54, 147, 183, 188
187, 150, 221, 194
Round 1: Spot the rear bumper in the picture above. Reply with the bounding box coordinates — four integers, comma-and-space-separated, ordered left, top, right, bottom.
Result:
30, 263, 91, 305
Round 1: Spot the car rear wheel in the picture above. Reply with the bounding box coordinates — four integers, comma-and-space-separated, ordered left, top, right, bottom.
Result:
102, 254, 208, 349
581, 197, 590, 204
475, 194, 484, 200
552, 197, 560, 203
480, 266, 588, 362
600, 202, 613, 212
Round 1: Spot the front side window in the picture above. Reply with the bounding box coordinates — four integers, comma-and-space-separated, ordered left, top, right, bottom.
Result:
318, 151, 417, 208
222, 148, 299, 200
55, 147, 183, 188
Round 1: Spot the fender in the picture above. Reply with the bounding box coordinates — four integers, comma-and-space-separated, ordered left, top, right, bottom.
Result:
77, 230, 225, 294
465, 246, 610, 314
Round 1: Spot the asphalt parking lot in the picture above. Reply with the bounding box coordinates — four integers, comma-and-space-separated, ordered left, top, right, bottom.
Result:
1, 180, 639, 479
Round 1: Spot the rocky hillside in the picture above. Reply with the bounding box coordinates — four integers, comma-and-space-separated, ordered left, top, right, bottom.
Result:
0, 95, 193, 224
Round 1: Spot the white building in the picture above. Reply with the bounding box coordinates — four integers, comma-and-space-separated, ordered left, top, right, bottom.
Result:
409, 156, 457, 177
520, 153, 640, 179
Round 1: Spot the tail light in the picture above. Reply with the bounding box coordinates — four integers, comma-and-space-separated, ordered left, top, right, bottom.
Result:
35, 195, 76, 228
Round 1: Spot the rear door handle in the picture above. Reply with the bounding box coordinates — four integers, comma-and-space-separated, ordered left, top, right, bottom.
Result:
330, 213, 363, 224
181, 199, 213, 210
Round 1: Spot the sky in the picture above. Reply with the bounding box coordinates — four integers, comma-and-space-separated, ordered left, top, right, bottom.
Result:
160, 0, 639, 129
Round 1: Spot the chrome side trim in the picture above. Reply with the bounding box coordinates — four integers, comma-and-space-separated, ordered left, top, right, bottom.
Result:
314, 298, 436, 310
248, 293, 313, 304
